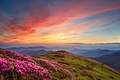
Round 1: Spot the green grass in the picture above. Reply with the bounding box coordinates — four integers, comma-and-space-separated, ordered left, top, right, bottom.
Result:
34, 51, 120, 80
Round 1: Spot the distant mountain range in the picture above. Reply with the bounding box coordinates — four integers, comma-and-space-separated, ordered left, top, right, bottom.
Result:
6, 46, 118, 58
71, 48, 115, 58
6, 46, 48, 51
19, 49, 52, 56
95, 51, 120, 71
6, 46, 51, 56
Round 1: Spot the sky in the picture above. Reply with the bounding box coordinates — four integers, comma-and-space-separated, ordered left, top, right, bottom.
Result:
0, 0, 120, 45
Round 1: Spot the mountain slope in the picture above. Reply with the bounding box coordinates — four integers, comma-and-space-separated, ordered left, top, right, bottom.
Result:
96, 51, 120, 71
35, 50, 120, 80
71, 49, 115, 58
0, 48, 120, 80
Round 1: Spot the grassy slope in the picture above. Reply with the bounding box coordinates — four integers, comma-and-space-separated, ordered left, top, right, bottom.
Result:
34, 51, 120, 80
0, 49, 120, 80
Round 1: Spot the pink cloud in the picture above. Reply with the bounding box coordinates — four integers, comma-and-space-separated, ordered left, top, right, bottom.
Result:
0, 0, 120, 43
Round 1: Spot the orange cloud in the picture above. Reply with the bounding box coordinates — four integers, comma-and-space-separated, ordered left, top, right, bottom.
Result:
0, 0, 120, 44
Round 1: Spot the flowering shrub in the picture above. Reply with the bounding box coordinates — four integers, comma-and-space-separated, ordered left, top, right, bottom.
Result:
1, 49, 35, 63
34, 58, 71, 75
0, 49, 51, 80
0, 57, 51, 79
0, 58, 11, 74
33, 58, 59, 71
0, 48, 70, 80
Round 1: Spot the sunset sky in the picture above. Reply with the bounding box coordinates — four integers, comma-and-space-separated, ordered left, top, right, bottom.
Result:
0, 0, 120, 45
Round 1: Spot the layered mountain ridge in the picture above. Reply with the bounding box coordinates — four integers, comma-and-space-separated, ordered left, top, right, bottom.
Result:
96, 51, 120, 71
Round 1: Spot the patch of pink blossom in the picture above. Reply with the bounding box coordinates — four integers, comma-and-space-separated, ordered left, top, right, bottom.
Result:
0, 48, 70, 79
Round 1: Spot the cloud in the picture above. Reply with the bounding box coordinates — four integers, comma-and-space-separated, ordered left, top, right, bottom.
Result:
49, 0, 120, 19
0, 0, 120, 44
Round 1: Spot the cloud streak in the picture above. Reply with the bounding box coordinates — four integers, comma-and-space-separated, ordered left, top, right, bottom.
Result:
0, 0, 120, 44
